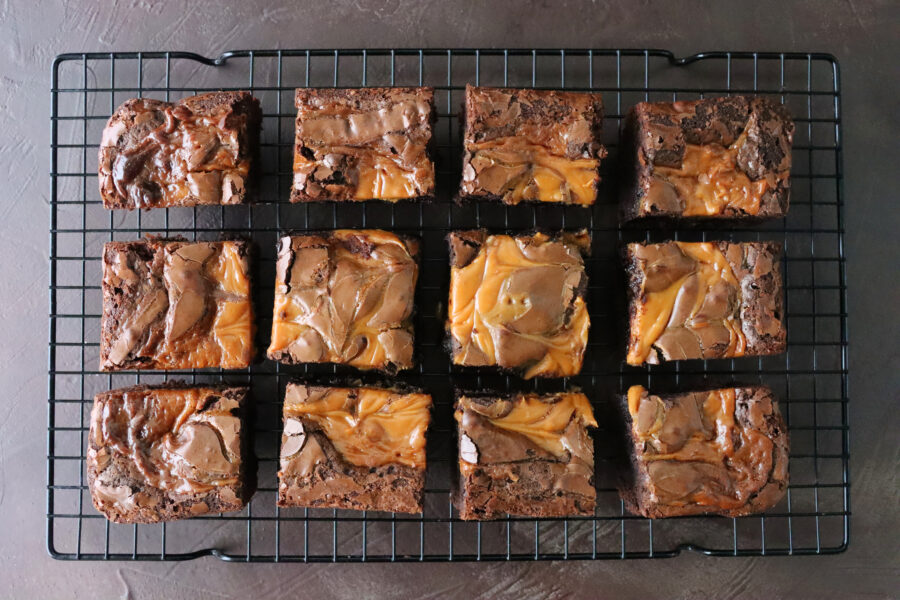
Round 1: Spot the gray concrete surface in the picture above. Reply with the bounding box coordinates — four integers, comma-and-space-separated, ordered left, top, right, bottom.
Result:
1, 1, 898, 598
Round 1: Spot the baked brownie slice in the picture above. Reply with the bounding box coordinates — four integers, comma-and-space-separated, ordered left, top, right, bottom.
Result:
625, 241, 785, 366
267, 230, 419, 372
454, 392, 597, 520
100, 238, 254, 370
291, 87, 435, 202
620, 96, 794, 221
620, 385, 789, 518
87, 383, 250, 523
446, 230, 590, 379
99, 91, 261, 210
459, 85, 606, 206
278, 383, 432, 513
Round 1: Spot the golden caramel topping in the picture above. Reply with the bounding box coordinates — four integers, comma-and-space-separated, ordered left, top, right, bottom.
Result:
283, 385, 432, 469
463, 139, 599, 205
652, 132, 780, 217
458, 393, 596, 459
625, 385, 776, 510
626, 241, 746, 366
447, 232, 589, 378
267, 230, 417, 371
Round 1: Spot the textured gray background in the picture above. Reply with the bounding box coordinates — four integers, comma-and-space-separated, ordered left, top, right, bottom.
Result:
1, 1, 898, 598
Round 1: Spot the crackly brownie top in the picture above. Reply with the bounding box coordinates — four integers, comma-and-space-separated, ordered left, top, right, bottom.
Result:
101, 239, 253, 370
447, 230, 590, 378
461, 85, 605, 206
626, 385, 788, 512
99, 91, 258, 209
631, 96, 793, 217
280, 384, 432, 478
626, 241, 784, 366
292, 87, 435, 201
456, 392, 597, 494
88, 385, 245, 513
268, 230, 419, 371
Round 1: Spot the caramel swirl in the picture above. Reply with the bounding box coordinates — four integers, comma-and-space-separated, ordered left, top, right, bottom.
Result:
626, 385, 778, 511
447, 232, 589, 378
267, 230, 418, 371
98, 92, 256, 209
652, 132, 779, 217
89, 387, 242, 498
292, 88, 435, 202
626, 241, 746, 366
101, 240, 254, 370
282, 385, 432, 469
457, 393, 597, 460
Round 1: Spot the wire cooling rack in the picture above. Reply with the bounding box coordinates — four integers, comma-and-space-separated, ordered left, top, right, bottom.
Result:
48, 49, 848, 561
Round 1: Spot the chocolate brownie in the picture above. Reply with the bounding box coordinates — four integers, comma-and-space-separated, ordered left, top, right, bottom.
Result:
625, 241, 786, 366
99, 91, 261, 210
87, 383, 251, 523
446, 230, 590, 378
291, 87, 435, 202
100, 238, 254, 371
267, 230, 419, 372
620, 96, 794, 221
454, 392, 597, 520
278, 383, 432, 513
459, 85, 606, 206
620, 385, 789, 518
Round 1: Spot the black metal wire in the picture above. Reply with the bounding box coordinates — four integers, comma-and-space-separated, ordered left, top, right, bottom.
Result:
48, 48, 849, 562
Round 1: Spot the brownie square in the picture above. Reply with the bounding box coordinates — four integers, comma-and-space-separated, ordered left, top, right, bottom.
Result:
459, 85, 605, 206
454, 392, 597, 520
87, 383, 251, 523
446, 230, 590, 378
278, 383, 432, 513
291, 87, 435, 202
625, 240, 786, 366
99, 91, 261, 210
100, 238, 255, 371
267, 230, 419, 372
620, 385, 789, 518
620, 96, 794, 221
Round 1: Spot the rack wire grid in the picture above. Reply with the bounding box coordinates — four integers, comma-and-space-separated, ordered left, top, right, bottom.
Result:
48, 48, 849, 562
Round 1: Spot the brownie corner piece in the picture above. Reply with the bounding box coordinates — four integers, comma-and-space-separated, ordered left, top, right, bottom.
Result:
87, 383, 250, 523
267, 230, 418, 372
454, 391, 597, 520
100, 238, 255, 371
620, 95, 794, 222
446, 230, 590, 378
625, 240, 785, 366
291, 87, 436, 202
98, 91, 261, 210
277, 384, 432, 513
620, 385, 789, 518
459, 85, 605, 206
